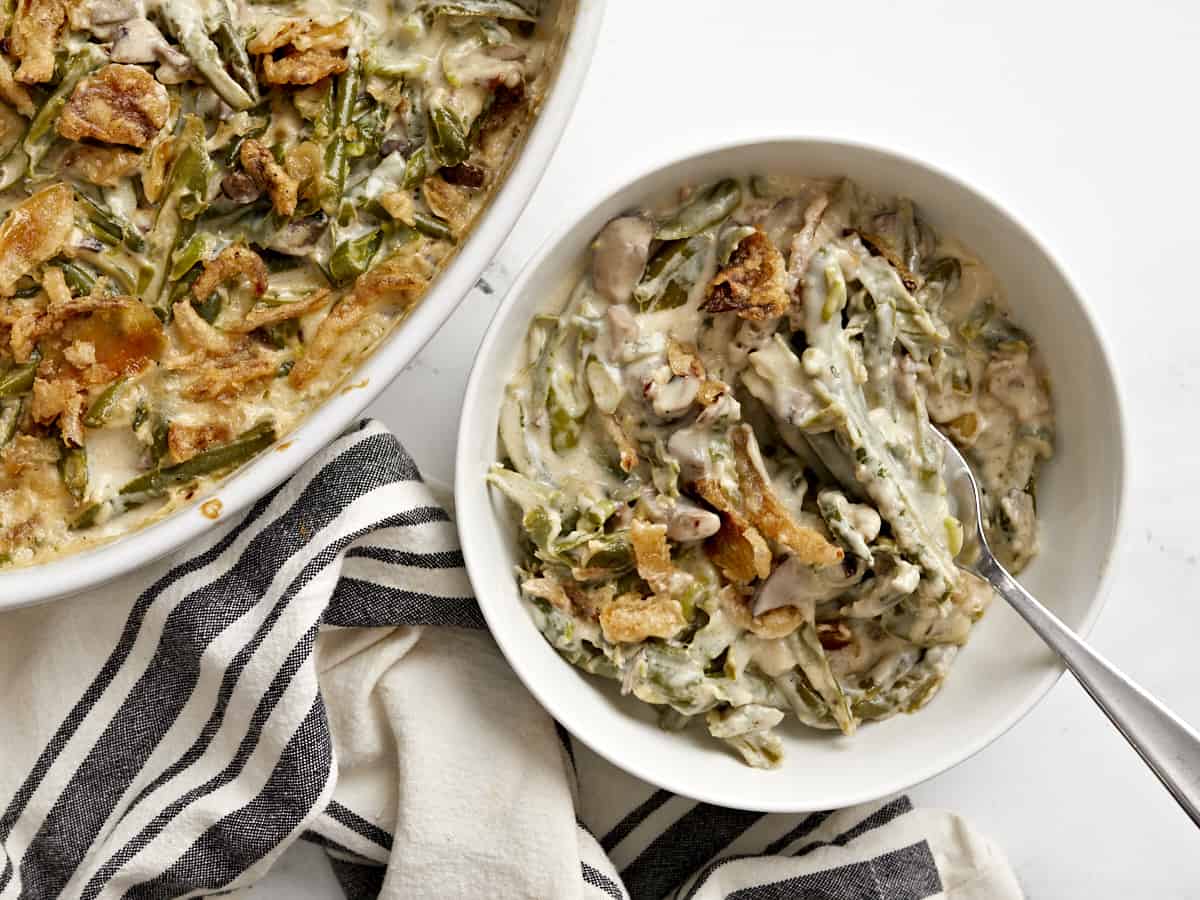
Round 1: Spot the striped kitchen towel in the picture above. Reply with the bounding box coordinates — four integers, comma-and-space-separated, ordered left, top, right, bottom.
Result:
0, 420, 1022, 899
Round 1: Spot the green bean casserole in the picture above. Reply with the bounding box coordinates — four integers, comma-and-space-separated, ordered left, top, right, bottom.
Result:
0, 0, 568, 566
490, 175, 1056, 767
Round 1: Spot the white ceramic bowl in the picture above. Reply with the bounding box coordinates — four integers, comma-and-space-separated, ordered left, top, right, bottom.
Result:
455, 138, 1127, 812
0, 1, 604, 611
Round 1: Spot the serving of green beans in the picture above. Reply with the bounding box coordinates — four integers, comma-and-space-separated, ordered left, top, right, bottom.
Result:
0, 0, 553, 566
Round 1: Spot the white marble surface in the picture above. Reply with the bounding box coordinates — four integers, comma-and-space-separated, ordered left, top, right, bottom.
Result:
256, 1, 1200, 896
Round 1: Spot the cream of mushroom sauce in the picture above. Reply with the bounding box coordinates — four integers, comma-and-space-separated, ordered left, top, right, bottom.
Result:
490, 175, 1054, 767
0, 0, 569, 566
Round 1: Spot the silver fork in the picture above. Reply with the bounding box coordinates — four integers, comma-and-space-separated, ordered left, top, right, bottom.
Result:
934, 427, 1200, 826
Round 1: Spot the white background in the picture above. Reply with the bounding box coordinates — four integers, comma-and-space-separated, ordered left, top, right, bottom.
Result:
256, 1, 1200, 896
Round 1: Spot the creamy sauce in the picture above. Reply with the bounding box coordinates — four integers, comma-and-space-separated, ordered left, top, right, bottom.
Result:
490, 174, 1055, 768
0, 0, 572, 567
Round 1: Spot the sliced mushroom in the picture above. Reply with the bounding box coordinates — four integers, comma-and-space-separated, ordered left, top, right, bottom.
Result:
590, 215, 653, 304
665, 497, 721, 542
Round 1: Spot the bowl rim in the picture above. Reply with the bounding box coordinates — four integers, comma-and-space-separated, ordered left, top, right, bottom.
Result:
0, 0, 606, 611
455, 133, 1129, 812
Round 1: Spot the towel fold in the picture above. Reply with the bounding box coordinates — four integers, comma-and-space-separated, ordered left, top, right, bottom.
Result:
0, 420, 1022, 900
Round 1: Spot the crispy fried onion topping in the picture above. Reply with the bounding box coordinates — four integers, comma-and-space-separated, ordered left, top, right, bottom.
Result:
57, 64, 169, 149
231, 289, 329, 334
0, 184, 74, 297
703, 227, 790, 321
421, 176, 472, 236
10, 0, 66, 84
719, 586, 805, 640
167, 421, 233, 463
289, 240, 438, 389
240, 139, 299, 217
694, 427, 843, 583
729, 425, 843, 566
249, 18, 353, 86
599, 591, 686, 645
0, 55, 35, 114
62, 145, 143, 187
191, 244, 269, 307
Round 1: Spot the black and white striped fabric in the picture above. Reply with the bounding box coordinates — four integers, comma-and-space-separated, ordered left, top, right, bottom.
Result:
0, 420, 1023, 899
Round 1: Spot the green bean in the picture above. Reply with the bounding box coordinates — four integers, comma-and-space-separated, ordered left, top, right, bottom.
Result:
402, 146, 428, 189
213, 0, 259, 107
60, 261, 97, 296
401, 78, 428, 147
83, 220, 120, 247
749, 175, 776, 198
923, 256, 961, 290
78, 192, 145, 253
717, 224, 756, 264
145, 116, 212, 311
632, 231, 712, 313
262, 318, 299, 349
151, 416, 170, 462
429, 106, 469, 168
131, 401, 149, 433
58, 445, 88, 500
120, 420, 276, 498
0, 357, 38, 398
192, 291, 222, 323
225, 118, 269, 168
72, 247, 140, 295
329, 229, 382, 283
160, 2, 255, 110
427, 0, 538, 22
323, 48, 361, 216
69, 502, 102, 530
169, 233, 214, 295
169, 118, 216, 222
655, 179, 742, 240
24, 46, 105, 172
347, 103, 387, 159
83, 378, 128, 428
547, 385, 582, 451
0, 398, 20, 447
412, 212, 454, 243
366, 51, 428, 80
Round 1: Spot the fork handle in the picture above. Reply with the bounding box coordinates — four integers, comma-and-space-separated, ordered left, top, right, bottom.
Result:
977, 554, 1200, 826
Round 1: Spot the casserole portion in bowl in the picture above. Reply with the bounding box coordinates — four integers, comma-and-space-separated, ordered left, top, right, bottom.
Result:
0, 0, 571, 568
488, 174, 1055, 767
457, 139, 1124, 810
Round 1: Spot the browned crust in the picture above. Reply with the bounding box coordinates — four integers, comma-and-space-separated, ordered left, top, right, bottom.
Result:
695, 478, 772, 584
58, 64, 169, 149
0, 184, 74, 297
233, 289, 331, 334
666, 338, 705, 379
702, 228, 789, 321
240, 140, 298, 217
0, 55, 35, 114
191, 244, 269, 307
179, 355, 279, 401
261, 49, 348, 86
719, 586, 804, 640
598, 591, 685, 644
422, 176, 472, 236
630, 519, 674, 596
730, 425, 844, 567
168, 422, 233, 463
10, 0, 65, 84
854, 230, 921, 292
62, 145, 143, 187
288, 241, 437, 389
